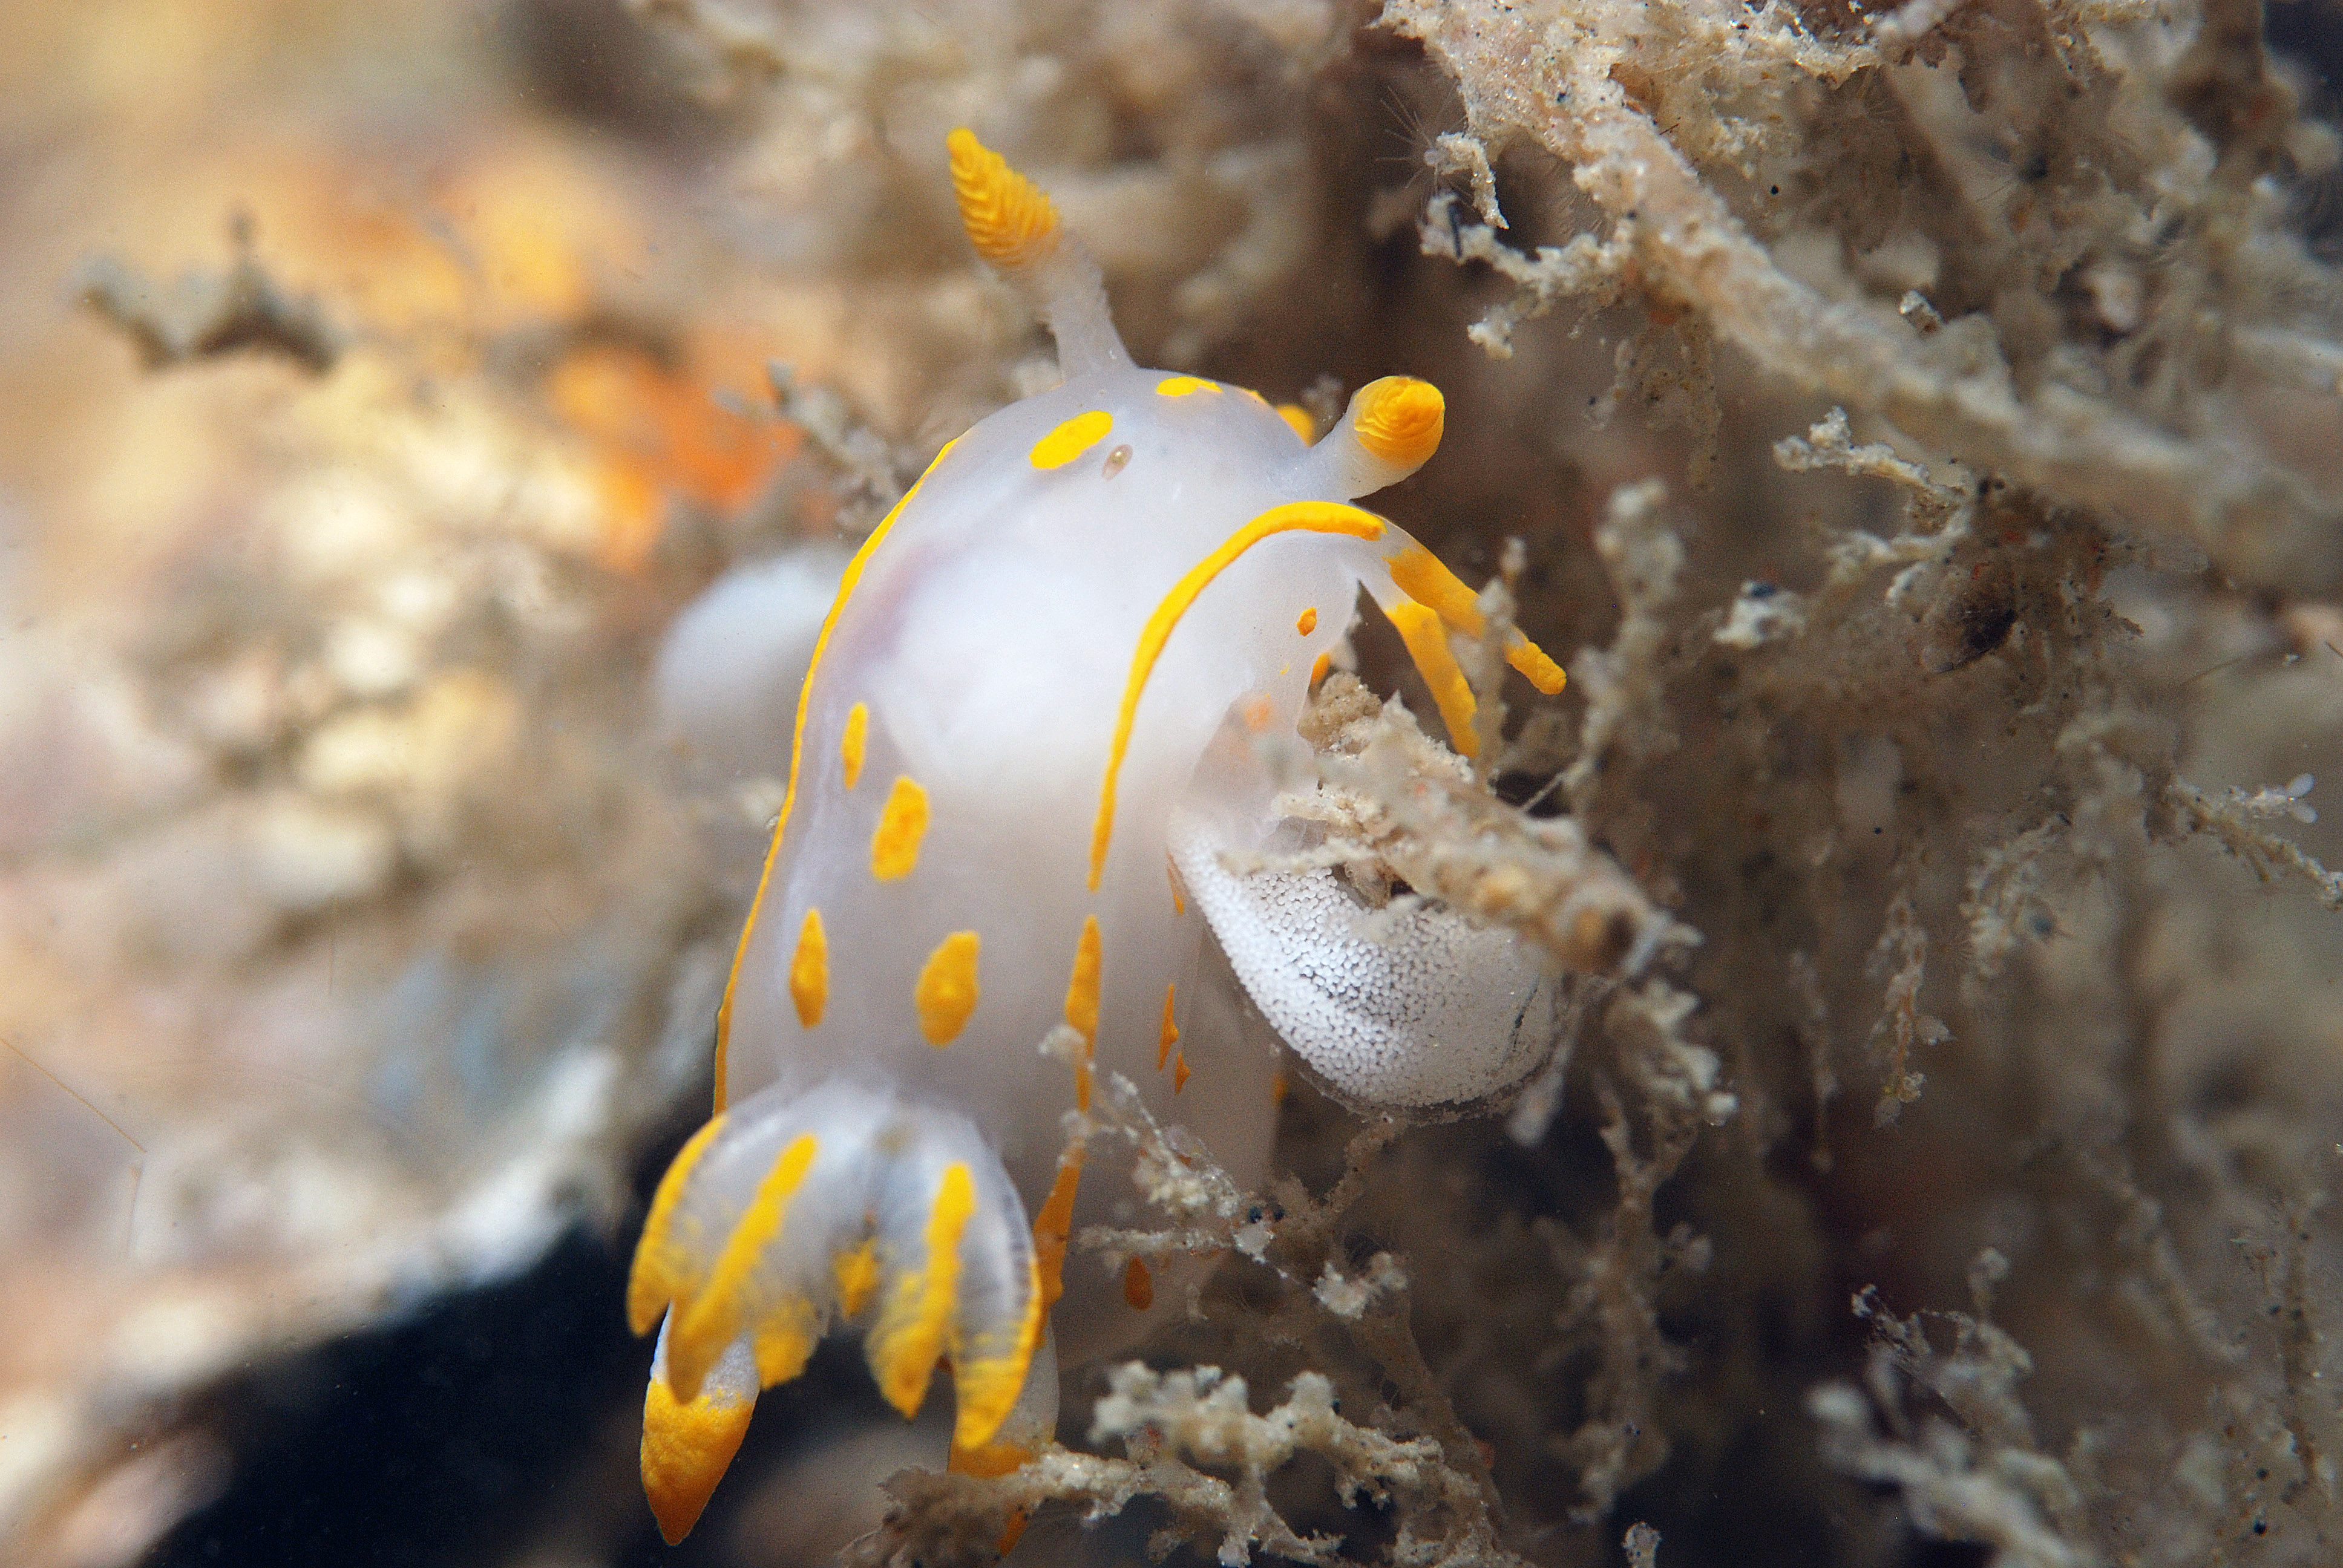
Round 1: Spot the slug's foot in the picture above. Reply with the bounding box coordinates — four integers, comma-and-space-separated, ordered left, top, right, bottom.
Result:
628, 1080, 1044, 1542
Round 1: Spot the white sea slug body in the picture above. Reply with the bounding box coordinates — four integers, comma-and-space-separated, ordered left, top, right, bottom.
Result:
626, 130, 1568, 1543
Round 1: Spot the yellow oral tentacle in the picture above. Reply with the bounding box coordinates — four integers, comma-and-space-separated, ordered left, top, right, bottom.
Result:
1387, 542, 1567, 695
1388, 598, 1481, 757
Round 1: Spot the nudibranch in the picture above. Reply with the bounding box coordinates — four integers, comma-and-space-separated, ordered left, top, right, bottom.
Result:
628, 129, 1568, 1543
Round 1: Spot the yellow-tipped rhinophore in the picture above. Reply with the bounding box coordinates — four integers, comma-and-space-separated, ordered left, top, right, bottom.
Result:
948, 128, 1061, 269
1351, 376, 1445, 471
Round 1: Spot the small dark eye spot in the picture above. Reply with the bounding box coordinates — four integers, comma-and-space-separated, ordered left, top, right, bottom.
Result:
1102, 443, 1133, 478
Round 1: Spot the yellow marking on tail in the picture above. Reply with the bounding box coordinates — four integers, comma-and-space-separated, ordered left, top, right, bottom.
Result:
1156, 376, 1214, 396
716, 436, 960, 1107
1173, 1049, 1191, 1094
628, 1116, 728, 1336
871, 775, 930, 881
789, 907, 827, 1028
951, 1440, 1036, 1478
1168, 857, 1186, 915
916, 931, 981, 1045
1158, 984, 1179, 1070
834, 1240, 880, 1318
641, 1359, 754, 1545
948, 128, 1060, 268
1064, 915, 1102, 1051
1311, 650, 1334, 685
1091, 501, 1384, 886
1123, 1256, 1154, 1310
1031, 408, 1113, 469
995, 1512, 1032, 1556
752, 1299, 821, 1390
1033, 1149, 1083, 1314
1276, 402, 1315, 442
945, 1247, 1044, 1450
1389, 598, 1480, 758
1075, 1060, 1092, 1111
871, 1163, 976, 1419
841, 702, 868, 789
1387, 543, 1568, 694
669, 1134, 819, 1397
1352, 375, 1444, 469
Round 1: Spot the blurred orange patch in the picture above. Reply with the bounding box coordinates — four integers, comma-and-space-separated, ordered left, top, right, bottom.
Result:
546, 345, 798, 573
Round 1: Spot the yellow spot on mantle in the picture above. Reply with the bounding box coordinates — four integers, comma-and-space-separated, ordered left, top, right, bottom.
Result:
716, 432, 960, 1108
841, 703, 868, 789
1276, 402, 1315, 442
1310, 650, 1334, 685
790, 907, 828, 1028
872, 776, 929, 881
1173, 1049, 1191, 1094
1158, 983, 1179, 1070
917, 931, 981, 1045
1156, 375, 1214, 396
1064, 916, 1102, 1051
948, 128, 1060, 268
1031, 410, 1113, 469
870, 1162, 975, 1418
1352, 375, 1444, 469
1389, 598, 1480, 758
1296, 606, 1319, 636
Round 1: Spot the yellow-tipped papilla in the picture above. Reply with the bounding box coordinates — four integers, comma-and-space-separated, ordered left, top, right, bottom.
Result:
666, 1132, 820, 1399
641, 1321, 756, 1546
869, 1162, 977, 1417
627, 1115, 727, 1336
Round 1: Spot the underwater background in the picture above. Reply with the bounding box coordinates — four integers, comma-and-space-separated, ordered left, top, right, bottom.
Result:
6, 1, 2343, 1564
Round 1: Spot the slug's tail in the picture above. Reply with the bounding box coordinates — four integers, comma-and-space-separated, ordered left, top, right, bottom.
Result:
628, 1080, 1044, 1543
